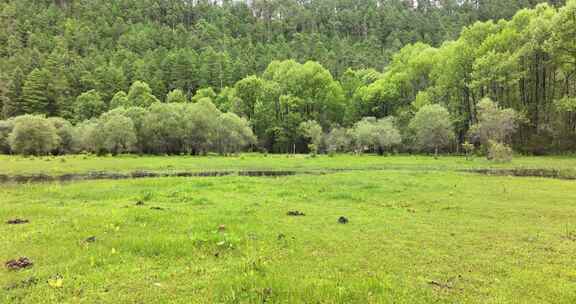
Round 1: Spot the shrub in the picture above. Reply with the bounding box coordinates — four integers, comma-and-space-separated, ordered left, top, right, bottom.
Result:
8, 115, 59, 155
409, 104, 454, 156
462, 141, 475, 160
48, 117, 74, 155
487, 140, 513, 163
0, 119, 14, 154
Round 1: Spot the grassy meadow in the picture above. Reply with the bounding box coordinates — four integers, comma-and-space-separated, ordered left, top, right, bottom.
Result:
2, 155, 576, 303
1, 153, 576, 175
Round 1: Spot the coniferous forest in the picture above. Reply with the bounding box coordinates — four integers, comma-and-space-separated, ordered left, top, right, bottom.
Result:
0, 0, 575, 156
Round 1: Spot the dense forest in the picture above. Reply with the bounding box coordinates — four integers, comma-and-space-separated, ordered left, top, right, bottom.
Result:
0, 0, 574, 155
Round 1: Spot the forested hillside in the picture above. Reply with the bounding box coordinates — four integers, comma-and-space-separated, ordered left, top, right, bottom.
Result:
0, 0, 574, 155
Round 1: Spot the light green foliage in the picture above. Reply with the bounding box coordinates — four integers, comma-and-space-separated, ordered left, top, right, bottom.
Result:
469, 98, 518, 146
191, 87, 217, 104
141, 103, 186, 154
233, 76, 267, 119
299, 120, 323, 154
48, 117, 74, 155
325, 126, 351, 153
215, 113, 256, 155
72, 119, 99, 153
487, 140, 513, 162
8, 115, 59, 155
349, 117, 401, 154
74, 90, 106, 121
121, 106, 149, 153
182, 98, 221, 155
554, 96, 576, 113
109, 91, 129, 109
96, 112, 137, 155
0, 119, 14, 154
373, 117, 402, 154
462, 141, 475, 160
214, 87, 240, 111
350, 117, 378, 153
127, 81, 159, 108
410, 104, 455, 154
166, 89, 188, 103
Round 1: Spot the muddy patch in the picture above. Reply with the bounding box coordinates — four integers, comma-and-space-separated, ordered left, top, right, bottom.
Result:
0, 170, 312, 184
467, 168, 576, 180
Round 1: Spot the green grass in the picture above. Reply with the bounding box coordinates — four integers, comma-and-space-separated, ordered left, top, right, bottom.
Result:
2, 156, 576, 303
1, 153, 576, 175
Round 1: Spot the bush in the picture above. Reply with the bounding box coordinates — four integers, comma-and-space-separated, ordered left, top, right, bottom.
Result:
9, 115, 59, 155
487, 140, 513, 163
409, 104, 454, 155
74, 90, 106, 121
96, 113, 137, 155
48, 117, 74, 155
0, 119, 14, 154
461, 141, 475, 160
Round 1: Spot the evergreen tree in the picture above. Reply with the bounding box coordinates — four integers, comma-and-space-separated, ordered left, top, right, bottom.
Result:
21, 69, 51, 115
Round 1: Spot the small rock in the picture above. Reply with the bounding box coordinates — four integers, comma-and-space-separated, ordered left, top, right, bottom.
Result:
6, 219, 29, 225
287, 210, 305, 216
5, 257, 33, 270
338, 216, 349, 224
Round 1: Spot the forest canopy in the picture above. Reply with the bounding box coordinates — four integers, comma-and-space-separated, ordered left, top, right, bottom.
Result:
0, 0, 574, 155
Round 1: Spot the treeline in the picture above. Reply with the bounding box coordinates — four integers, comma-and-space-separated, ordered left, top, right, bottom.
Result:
0, 95, 518, 162
0, 100, 255, 156
0, 0, 563, 118
0, 0, 574, 155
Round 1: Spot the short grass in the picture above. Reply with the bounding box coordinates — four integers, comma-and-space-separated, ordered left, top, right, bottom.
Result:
1, 153, 576, 175
2, 157, 576, 303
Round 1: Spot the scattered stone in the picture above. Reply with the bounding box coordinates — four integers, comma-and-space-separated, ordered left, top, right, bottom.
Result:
4, 277, 39, 290
338, 216, 349, 224
135, 201, 145, 206
5, 257, 33, 270
287, 210, 305, 216
85, 236, 97, 243
428, 280, 453, 290
6, 219, 29, 225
